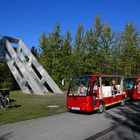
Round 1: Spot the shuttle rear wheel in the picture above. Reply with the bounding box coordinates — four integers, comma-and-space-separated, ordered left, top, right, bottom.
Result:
98, 102, 105, 113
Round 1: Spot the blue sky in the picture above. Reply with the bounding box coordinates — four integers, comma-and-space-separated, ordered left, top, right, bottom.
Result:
0, 0, 139, 48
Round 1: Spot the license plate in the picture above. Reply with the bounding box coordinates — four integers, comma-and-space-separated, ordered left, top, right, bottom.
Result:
71, 107, 80, 110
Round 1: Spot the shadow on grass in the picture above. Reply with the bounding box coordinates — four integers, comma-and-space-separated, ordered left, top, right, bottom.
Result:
0, 132, 13, 140
8, 98, 22, 109
8, 105, 22, 109
9, 99, 16, 103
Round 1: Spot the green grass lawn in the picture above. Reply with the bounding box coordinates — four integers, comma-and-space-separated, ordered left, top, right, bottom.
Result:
0, 91, 67, 125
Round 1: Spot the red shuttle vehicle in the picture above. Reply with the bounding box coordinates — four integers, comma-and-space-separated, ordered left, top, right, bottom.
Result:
67, 75, 125, 113
124, 77, 140, 100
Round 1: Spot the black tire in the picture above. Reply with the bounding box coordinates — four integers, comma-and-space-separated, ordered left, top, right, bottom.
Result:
0, 97, 9, 109
120, 98, 125, 106
98, 102, 105, 113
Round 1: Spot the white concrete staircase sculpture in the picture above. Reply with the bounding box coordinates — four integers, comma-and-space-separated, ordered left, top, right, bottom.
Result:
0, 36, 63, 95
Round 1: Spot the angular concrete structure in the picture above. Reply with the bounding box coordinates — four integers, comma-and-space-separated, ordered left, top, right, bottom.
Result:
0, 36, 63, 95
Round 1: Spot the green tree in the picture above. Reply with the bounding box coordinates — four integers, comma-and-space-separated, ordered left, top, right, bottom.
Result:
73, 24, 85, 75
82, 27, 98, 74
61, 31, 72, 78
38, 17, 140, 92
0, 61, 18, 89
120, 23, 139, 76
31, 46, 38, 58
39, 23, 65, 86
94, 16, 117, 74
110, 33, 123, 75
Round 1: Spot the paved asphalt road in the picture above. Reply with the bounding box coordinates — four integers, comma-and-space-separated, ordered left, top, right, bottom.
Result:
0, 101, 140, 140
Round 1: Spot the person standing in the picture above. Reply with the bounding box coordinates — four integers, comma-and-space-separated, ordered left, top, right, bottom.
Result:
137, 81, 140, 93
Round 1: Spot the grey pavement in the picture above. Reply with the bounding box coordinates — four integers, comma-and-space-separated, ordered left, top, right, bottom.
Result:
94, 102, 140, 140
0, 101, 140, 140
